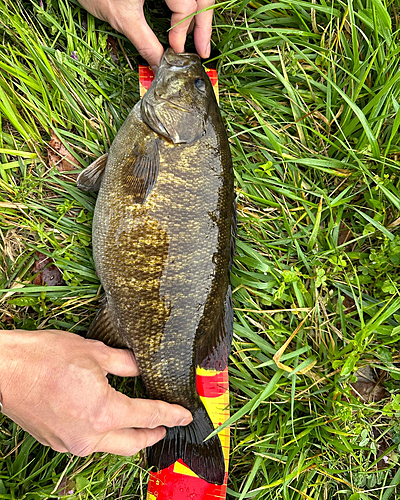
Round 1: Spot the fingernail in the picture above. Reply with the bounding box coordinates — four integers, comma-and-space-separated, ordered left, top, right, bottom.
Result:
206, 42, 211, 58
151, 65, 159, 74
178, 416, 192, 426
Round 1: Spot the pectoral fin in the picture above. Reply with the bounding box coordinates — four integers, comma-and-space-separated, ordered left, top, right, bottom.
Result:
124, 139, 160, 203
77, 153, 108, 192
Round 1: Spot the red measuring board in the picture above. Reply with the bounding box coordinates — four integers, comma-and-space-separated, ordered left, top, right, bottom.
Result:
139, 65, 219, 103
139, 64, 229, 500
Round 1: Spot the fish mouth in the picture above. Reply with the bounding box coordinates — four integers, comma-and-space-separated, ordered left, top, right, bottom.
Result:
160, 48, 201, 69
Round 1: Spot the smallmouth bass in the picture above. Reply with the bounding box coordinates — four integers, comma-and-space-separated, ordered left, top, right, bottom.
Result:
77, 49, 236, 485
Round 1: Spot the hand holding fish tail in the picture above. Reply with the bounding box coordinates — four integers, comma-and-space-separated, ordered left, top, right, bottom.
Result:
76, 0, 215, 69
0, 329, 192, 457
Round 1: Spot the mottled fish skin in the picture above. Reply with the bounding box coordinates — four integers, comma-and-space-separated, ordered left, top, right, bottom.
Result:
83, 49, 235, 484
93, 58, 233, 410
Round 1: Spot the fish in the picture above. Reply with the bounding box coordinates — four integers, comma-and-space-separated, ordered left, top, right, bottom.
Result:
76, 48, 236, 485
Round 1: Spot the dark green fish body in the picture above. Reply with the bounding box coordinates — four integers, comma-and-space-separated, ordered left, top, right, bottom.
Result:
77, 49, 235, 485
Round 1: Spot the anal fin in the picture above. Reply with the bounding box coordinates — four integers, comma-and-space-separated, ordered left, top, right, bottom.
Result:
87, 296, 128, 349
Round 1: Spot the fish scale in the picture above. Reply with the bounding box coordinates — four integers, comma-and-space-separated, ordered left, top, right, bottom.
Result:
95, 133, 226, 405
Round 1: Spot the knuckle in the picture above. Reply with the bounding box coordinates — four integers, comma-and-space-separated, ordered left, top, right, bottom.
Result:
89, 340, 111, 364
64, 436, 95, 456
92, 408, 115, 434
147, 405, 163, 429
68, 444, 94, 457
148, 428, 166, 446
168, 0, 196, 15
183, 0, 197, 13
110, 10, 142, 33
86, 338, 107, 351
137, 46, 157, 58
197, 26, 212, 38
33, 435, 50, 447
51, 443, 68, 453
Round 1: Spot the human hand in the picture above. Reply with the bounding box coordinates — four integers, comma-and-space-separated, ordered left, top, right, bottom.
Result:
76, 0, 215, 68
0, 329, 192, 456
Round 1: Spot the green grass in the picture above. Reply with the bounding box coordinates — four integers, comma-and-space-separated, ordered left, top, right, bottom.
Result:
1, 0, 400, 498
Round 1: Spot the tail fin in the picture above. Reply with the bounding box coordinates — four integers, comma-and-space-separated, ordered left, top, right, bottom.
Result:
147, 404, 225, 485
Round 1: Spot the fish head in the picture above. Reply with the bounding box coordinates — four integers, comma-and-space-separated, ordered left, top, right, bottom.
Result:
141, 48, 214, 144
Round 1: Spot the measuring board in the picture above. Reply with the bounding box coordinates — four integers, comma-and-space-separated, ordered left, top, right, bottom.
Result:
139, 64, 230, 500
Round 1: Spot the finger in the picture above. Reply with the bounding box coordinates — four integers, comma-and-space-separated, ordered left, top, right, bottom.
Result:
108, 392, 193, 430
188, 18, 195, 34
94, 343, 140, 377
96, 427, 166, 456
118, 13, 164, 68
194, 0, 215, 58
28, 431, 50, 448
167, 0, 198, 53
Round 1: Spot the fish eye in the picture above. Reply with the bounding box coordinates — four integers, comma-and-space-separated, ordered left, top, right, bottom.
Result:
194, 78, 206, 93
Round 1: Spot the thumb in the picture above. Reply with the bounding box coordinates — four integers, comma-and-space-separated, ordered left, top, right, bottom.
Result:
92, 342, 140, 377
108, 392, 193, 429
120, 13, 164, 68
